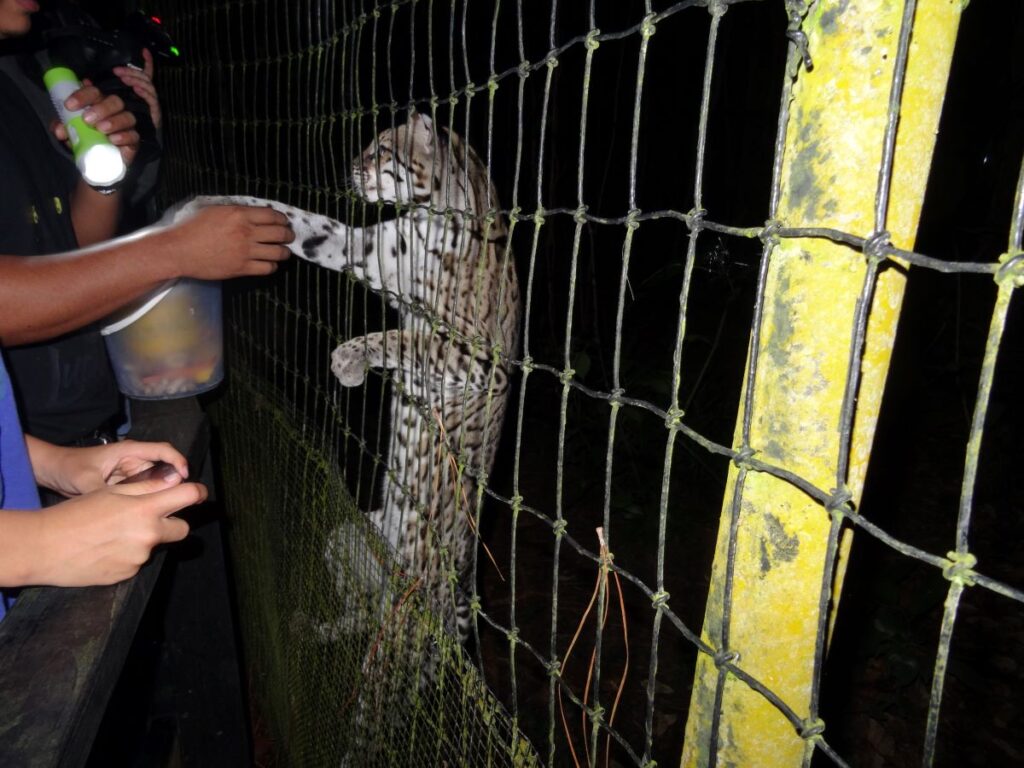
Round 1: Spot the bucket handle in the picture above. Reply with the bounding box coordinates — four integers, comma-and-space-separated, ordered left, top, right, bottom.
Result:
100, 280, 177, 336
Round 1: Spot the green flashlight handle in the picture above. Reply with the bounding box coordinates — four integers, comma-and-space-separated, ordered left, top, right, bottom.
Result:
42, 66, 126, 186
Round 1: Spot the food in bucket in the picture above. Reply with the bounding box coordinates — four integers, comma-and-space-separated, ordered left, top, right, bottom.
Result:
106, 284, 223, 398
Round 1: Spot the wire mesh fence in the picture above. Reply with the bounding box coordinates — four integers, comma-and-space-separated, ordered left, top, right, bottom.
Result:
152, 0, 1022, 765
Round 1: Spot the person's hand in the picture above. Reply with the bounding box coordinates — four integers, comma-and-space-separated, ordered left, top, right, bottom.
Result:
168, 205, 295, 279
53, 80, 141, 166
112, 49, 162, 132
29, 438, 189, 497
32, 477, 205, 586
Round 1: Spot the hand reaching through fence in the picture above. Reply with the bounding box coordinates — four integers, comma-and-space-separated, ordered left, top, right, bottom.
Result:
165, 203, 295, 279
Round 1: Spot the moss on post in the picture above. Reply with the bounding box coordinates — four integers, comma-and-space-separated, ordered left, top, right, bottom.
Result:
681, 1, 962, 765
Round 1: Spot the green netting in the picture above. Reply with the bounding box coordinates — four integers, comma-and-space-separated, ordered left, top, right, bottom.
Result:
215, 372, 537, 766
148, 0, 1023, 766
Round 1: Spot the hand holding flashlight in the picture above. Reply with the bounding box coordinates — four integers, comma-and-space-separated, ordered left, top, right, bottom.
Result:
44, 65, 128, 188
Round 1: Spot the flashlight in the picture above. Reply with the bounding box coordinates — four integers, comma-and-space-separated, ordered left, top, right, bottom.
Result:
43, 65, 126, 189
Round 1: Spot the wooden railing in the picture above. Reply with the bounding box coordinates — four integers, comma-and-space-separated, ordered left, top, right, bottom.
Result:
0, 397, 246, 767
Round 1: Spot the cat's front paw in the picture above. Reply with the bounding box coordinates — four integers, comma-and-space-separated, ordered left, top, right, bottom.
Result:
331, 340, 371, 386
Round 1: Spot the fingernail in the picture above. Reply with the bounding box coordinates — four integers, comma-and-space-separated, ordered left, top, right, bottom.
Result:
98, 120, 112, 131
66, 97, 79, 110
158, 465, 182, 483
83, 110, 96, 124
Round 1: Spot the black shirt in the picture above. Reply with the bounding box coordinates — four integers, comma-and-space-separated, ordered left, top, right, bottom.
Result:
0, 63, 120, 444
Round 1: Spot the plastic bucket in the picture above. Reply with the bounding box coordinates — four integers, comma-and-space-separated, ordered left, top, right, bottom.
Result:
101, 279, 224, 400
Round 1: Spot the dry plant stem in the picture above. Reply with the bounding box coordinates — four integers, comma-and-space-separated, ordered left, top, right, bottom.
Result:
341, 576, 423, 715
605, 568, 629, 768
559, 546, 603, 768
558, 527, 630, 768
431, 408, 505, 581
583, 529, 629, 768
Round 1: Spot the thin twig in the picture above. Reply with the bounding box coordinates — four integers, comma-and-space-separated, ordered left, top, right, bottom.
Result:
432, 408, 506, 581
341, 575, 423, 716
558, 541, 603, 768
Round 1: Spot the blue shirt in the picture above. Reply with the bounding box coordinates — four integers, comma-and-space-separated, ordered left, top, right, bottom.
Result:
0, 354, 40, 620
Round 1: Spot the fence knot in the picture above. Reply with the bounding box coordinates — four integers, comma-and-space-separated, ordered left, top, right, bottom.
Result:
518, 60, 531, 79
553, 519, 568, 538
713, 649, 739, 668
798, 717, 826, 740
546, 55, 559, 71
506, 628, 520, 646
642, 761, 658, 768
429, 95, 441, 111
533, 208, 547, 227
585, 29, 601, 51
687, 207, 707, 229
587, 704, 607, 725
665, 406, 684, 429
863, 230, 892, 264
573, 205, 589, 224
450, 92, 462, 106
546, 659, 562, 677
825, 486, 853, 515
641, 13, 657, 39
487, 76, 499, 96
708, 0, 729, 18
626, 208, 641, 231
995, 251, 1024, 288
650, 590, 671, 610
943, 551, 978, 587
511, 494, 524, 511
509, 206, 522, 224
558, 367, 575, 385
732, 445, 756, 469
760, 218, 783, 245
520, 355, 534, 374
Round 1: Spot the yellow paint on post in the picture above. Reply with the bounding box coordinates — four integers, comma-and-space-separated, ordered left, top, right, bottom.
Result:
681, 1, 961, 766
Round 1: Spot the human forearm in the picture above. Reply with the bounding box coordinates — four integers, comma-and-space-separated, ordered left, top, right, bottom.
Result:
24, 435, 64, 491
0, 478, 201, 588
0, 509, 46, 586
0, 228, 175, 346
0, 204, 292, 346
71, 179, 122, 247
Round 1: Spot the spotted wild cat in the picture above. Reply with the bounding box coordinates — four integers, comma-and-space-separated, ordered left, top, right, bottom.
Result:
177, 113, 520, 644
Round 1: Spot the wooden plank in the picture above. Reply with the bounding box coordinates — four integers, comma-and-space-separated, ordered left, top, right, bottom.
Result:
0, 398, 209, 768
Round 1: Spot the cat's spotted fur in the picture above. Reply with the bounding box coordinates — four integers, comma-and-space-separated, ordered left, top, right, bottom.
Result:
178, 114, 519, 644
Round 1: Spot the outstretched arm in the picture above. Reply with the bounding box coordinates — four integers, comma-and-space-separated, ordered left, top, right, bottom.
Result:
0, 204, 294, 346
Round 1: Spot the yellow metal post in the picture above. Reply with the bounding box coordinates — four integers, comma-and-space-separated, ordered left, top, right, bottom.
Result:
681, 1, 962, 765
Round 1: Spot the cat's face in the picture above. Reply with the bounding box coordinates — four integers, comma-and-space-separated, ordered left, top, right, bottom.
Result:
354, 114, 437, 204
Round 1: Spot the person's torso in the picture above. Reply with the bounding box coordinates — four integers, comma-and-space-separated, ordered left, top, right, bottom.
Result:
0, 64, 120, 444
